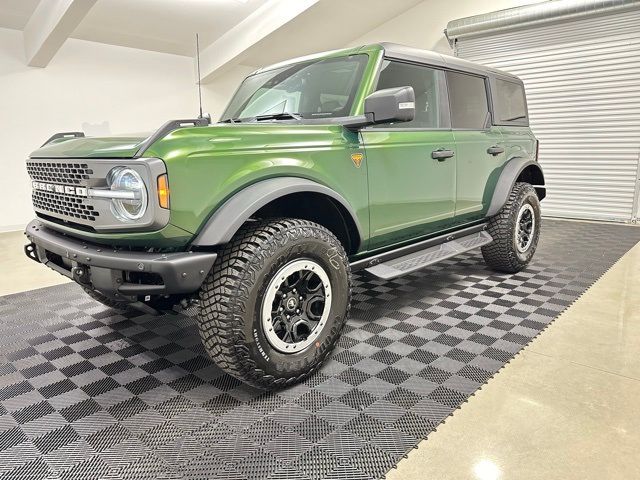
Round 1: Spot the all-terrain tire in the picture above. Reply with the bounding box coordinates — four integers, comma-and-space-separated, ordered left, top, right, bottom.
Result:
197, 218, 352, 389
482, 182, 541, 273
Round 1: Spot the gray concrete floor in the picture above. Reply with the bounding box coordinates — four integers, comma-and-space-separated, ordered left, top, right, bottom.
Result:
0, 230, 69, 296
388, 239, 640, 480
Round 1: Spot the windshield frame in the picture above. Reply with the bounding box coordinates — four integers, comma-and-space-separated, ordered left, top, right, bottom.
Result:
219, 53, 373, 123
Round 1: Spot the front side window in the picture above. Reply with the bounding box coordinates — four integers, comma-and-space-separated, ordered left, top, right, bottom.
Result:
374, 60, 449, 128
495, 79, 527, 124
221, 55, 368, 121
446, 71, 489, 129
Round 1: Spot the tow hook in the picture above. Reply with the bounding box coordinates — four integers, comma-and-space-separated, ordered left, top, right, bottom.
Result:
72, 266, 91, 285
24, 243, 40, 263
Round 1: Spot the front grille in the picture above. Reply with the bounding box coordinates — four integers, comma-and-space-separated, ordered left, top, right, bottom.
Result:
27, 161, 93, 185
27, 159, 102, 226
26, 157, 166, 232
32, 190, 99, 222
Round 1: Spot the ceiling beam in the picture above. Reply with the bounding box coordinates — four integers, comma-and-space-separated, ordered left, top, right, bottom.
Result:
199, 0, 320, 83
23, 0, 97, 67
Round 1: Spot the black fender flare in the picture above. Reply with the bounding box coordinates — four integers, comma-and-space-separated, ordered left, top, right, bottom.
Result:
486, 157, 545, 217
191, 177, 364, 247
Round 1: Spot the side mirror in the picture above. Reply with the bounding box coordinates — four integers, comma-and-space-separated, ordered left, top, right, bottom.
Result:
342, 86, 415, 130
364, 86, 415, 125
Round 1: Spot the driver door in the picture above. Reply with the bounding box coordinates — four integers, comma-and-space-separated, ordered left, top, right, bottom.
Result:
361, 60, 456, 250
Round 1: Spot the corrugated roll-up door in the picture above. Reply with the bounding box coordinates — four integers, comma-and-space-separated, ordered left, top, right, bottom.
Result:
453, 9, 640, 222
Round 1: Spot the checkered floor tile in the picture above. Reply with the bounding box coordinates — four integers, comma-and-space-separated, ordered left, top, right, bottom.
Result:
1, 219, 638, 479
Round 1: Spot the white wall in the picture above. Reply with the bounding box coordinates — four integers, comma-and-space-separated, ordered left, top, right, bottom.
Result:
0, 27, 248, 231
203, 64, 255, 118
347, 0, 546, 53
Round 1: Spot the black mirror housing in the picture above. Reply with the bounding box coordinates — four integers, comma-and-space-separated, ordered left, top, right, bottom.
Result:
365, 86, 415, 125
341, 86, 415, 130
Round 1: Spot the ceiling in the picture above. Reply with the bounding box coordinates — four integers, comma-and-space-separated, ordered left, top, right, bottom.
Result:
237, 0, 427, 67
0, 0, 40, 30
0, 0, 427, 67
0, 0, 270, 56
73, 0, 270, 56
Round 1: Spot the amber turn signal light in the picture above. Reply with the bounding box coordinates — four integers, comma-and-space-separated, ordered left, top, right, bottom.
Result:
157, 174, 170, 209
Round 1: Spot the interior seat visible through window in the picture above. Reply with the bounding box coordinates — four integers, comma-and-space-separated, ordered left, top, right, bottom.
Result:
373, 60, 449, 129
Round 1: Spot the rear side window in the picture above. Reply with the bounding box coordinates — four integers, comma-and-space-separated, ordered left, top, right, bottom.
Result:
446, 71, 489, 129
374, 60, 450, 129
494, 79, 528, 124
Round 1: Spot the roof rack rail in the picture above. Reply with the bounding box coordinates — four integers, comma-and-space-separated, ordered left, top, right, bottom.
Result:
41, 132, 85, 147
134, 117, 210, 158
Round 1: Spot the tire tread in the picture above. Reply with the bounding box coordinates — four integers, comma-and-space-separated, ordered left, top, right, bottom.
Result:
482, 182, 540, 273
197, 218, 351, 389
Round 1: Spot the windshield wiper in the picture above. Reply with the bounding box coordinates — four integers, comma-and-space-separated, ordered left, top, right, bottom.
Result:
254, 112, 303, 121
219, 117, 241, 123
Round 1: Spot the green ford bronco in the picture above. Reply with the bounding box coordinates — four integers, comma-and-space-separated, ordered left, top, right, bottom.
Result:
24, 43, 545, 389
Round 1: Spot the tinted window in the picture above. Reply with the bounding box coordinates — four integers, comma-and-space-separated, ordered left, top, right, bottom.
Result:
495, 79, 527, 124
221, 55, 368, 121
374, 60, 449, 128
446, 71, 489, 129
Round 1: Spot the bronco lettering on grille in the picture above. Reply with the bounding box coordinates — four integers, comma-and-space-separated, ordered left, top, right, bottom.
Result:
32, 181, 87, 197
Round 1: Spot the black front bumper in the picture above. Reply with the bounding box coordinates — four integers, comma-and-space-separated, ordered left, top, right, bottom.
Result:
24, 219, 217, 298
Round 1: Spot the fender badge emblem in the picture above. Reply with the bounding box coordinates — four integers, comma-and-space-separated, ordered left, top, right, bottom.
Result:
351, 152, 363, 168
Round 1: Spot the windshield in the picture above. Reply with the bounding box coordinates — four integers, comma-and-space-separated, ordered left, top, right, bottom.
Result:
220, 54, 368, 122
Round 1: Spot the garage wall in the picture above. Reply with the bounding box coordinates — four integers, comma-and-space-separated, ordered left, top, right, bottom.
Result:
0, 27, 249, 232
346, 0, 547, 53
453, 8, 640, 222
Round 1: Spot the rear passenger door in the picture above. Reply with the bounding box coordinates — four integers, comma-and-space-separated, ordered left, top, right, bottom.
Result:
362, 60, 456, 249
446, 71, 506, 223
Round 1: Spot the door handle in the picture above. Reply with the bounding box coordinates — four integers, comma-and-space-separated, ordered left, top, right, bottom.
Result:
431, 149, 455, 161
487, 146, 505, 156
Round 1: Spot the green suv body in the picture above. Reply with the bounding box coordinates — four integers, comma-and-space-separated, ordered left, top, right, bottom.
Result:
25, 43, 545, 388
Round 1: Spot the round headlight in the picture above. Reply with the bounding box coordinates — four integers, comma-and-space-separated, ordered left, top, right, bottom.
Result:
107, 167, 148, 221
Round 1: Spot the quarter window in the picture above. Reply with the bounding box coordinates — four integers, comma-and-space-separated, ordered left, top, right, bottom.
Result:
495, 79, 527, 124
374, 60, 449, 128
446, 71, 489, 129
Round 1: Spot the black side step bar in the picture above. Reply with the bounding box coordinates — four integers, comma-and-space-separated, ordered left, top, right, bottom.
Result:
364, 230, 492, 280
351, 222, 488, 274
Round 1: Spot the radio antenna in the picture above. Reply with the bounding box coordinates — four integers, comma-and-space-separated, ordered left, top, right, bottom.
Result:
196, 33, 203, 118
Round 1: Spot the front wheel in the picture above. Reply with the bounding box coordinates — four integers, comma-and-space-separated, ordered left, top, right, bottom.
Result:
482, 182, 541, 273
197, 219, 352, 389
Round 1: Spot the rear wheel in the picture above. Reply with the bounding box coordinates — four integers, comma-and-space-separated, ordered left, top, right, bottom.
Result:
482, 182, 541, 273
197, 218, 351, 389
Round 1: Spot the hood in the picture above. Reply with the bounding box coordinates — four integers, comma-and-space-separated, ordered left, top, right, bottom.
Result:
30, 134, 149, 158
30, 121, 356, 160
143, 122, 356, 160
